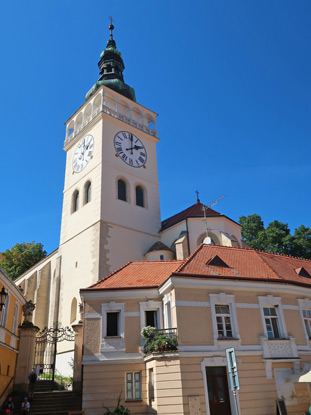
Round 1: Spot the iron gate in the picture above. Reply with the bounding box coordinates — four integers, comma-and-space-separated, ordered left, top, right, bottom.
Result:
34, 325, 75, 389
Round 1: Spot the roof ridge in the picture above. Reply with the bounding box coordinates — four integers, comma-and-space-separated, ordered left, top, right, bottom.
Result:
254, 249, 311, 262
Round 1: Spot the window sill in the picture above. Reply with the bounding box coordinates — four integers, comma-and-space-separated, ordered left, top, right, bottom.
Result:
125, 399, 143, 403
217, 337, 239, 341
104, 336, 122, 339
266, 338, 289, 341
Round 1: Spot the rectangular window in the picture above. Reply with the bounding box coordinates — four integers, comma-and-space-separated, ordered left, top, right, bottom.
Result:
149, 368, 154, 402
126, 372, 142, 400
215, 305, 233, 338
303, 309, 311, 338
12, 302, 19, 334
264, 306, 280, 339
106, 312, 119, 336
145, 310, 158, 328
0, 294, 9, 328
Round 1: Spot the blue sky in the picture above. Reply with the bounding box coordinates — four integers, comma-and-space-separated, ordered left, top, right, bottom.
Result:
0, 0, 310, 253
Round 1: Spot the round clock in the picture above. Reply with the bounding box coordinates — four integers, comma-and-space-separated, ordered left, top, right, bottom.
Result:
72, 135, 94, 173
114, 131, 147, 168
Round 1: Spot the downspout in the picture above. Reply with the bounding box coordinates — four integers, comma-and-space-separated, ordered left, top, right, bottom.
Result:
185, 218, 191, 257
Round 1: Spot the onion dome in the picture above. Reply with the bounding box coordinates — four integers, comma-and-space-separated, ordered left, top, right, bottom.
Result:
85, 22, 136, 102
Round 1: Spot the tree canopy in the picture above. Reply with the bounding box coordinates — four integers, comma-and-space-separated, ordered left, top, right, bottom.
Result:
0, 242, 47, 280
239, 214, 311, 259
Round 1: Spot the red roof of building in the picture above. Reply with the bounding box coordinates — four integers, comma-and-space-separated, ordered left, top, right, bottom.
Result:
175, 245, 311, 286
160, 202, 239, 231
82, 245, 311, 292
85, 261, 183, 291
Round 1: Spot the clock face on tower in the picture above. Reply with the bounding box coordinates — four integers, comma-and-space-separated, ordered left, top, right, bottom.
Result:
72, 135, 94, 173
114, 131, 147, 168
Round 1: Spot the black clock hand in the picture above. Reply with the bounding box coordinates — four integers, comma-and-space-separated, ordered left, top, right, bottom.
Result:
129, 134, 133, 155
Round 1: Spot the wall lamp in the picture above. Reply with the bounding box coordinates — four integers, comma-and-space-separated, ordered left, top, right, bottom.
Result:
0, 286, 8, 311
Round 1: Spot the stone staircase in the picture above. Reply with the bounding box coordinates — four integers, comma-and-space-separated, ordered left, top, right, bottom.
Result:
12, 390, 82, 415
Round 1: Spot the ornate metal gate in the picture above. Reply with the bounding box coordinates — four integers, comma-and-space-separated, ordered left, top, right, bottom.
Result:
34, 325, 75, 389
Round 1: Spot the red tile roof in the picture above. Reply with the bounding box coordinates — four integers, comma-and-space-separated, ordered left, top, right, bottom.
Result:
161, 202, 232, 231
82, 245, 311, 292
84, 261, 183, 291
175, 245, 311, 286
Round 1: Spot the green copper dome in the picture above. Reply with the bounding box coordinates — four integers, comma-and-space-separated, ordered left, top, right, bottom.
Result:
85, 23, 136, 102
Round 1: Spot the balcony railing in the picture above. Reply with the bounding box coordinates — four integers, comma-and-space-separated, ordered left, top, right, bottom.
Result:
141, 327, 178, 355
260, 336, 299, 359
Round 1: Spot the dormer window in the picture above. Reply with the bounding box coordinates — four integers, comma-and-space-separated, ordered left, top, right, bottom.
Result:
295, 267, 310, 278
206, 255, 229, 268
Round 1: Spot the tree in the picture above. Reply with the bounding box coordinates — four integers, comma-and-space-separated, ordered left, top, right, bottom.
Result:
239, 215, 311, 259
0, 242, 47, 280
239, 214, 265, 250
291, 225, 311, 259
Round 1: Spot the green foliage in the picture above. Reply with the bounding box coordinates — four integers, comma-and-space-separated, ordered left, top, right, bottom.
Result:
104, 394, 130, 415
0, 242, 47, 280
141, 326, 178, 355
239, 215, 311, 259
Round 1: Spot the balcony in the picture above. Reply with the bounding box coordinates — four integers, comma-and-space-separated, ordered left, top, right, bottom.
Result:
260, 336, 299, 359
141, 327, 178, 355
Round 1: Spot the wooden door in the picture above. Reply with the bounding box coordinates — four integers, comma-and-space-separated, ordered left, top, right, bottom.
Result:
206, 366, 232, 415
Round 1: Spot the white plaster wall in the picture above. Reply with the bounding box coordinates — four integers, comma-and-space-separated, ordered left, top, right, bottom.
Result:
145, 250, 174, 261
60, 119, 103, 245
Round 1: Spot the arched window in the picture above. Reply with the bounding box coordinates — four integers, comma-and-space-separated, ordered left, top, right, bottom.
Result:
85, 181, 91, 204
136, 186, 144, 207
118, 179, 127, 201
70, 297, 77, 324
72, 190, 79, 212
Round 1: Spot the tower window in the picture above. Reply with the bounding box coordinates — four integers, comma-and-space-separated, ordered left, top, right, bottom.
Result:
85, 181, 91, 204
118, 179, 127, 201
136, 186, 144, 207
72, 190, 79, 212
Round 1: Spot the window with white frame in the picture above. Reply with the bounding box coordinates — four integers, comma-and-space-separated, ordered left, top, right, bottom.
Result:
12, 302, 19, 334
215, 304, 233, 338
106, 311, 120, 336
258, 296, 287, 340
126, 372, 142, 400
148, 368, 154, 402
0, 293, 10, 327
140, 301, 162, 332
145, 310, 158, 328
263, 306, 280, 339
101, 302, 124, 340
302, 309, 311, 338
209, 293, 240, 342
163, 294, 172, 329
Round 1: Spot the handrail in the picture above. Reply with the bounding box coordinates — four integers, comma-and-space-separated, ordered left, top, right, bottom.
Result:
0, 376, 14, 402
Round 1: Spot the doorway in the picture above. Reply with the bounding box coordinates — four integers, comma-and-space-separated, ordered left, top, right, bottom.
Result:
206, 366, 232, 415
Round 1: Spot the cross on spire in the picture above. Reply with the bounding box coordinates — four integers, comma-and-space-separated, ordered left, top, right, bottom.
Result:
108, 16, 114, 40
195, 190, 200, 203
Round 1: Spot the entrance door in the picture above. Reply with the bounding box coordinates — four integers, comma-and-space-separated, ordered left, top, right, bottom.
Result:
206, 366, 232, 415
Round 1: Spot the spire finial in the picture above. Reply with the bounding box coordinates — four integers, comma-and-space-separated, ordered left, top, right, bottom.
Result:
195, 190, 200, 203
108, 16, 114, 40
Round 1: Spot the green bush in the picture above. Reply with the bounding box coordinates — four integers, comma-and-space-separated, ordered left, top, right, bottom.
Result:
141, 326, 178, 355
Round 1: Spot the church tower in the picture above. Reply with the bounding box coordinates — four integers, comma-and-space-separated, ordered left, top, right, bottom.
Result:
58, 23, 161, 326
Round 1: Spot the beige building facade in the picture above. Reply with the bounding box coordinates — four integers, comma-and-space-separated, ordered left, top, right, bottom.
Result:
80, 245, 311, 415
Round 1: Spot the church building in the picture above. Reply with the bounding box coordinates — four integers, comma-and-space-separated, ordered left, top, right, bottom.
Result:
15, 24, 242, 369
